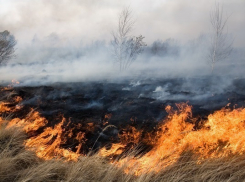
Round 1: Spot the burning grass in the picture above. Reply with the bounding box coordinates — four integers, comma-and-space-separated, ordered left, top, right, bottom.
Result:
2, 86, 245, 181
0, 122, 128, 182
2, 122, 245, 181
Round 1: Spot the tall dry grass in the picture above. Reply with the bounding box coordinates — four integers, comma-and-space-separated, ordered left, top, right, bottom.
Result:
0, 121, 132, 182
1, 120, 245, 182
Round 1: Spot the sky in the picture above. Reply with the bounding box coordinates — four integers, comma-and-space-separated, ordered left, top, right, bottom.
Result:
0, 0, 245, 48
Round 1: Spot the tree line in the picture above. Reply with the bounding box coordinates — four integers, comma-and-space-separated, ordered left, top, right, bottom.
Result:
0, 3, 233, 73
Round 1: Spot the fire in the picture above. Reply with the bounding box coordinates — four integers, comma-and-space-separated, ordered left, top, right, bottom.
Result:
2, 88, 245, 175
105, 103, 245, 175
119, 126, 142, 145
6, 109, 48, 132
99, 143, 126, 157
0, 100, 84, 161
1, 79, 20, 91
25, 116, 83, 161
0, 102, 11, 112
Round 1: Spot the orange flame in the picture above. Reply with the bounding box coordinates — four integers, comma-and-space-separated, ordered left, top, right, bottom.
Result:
0, 101, 84, 161
25, 116, 82, 161
104, 103, 245, 175
1, 79, 20, 91
7, 109, 48, 132
2, 92, 245, 175
99, 143, 126, 157
0, 102, 11, 112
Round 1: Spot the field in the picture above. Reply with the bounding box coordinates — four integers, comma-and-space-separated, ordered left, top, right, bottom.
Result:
1, 76, 245, 181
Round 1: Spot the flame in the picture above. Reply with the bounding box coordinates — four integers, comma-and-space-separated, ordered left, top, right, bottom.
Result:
0, 102, 11, 112
2, 89, 245, 175
25, 117, 82, 161
119, 126, 142, 145
99, 143, 126, 157
6, 109, 48, 132
98, 125, 142, 158
1, 79, 20, 91
103, 103, 245, 175
0, 100, 84, 161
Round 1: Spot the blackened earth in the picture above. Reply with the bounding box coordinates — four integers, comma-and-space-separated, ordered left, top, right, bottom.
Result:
1, 76, 245, 154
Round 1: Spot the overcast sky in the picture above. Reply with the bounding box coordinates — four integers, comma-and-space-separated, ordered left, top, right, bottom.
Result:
0, 0, 244, 48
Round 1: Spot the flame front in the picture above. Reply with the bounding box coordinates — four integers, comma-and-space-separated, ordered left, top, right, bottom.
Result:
0, 97, 84, 161
2, 91, 245, 175
105, 103, 245, 175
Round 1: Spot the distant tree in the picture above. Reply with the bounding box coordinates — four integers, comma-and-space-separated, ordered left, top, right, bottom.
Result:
208, 2, 233, 73
150, 39, 179, 57
111, 7, 146, 71
0, 30, 16, 65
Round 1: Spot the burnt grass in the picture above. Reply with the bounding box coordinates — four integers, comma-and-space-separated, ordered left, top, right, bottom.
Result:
1, 76, 245, 155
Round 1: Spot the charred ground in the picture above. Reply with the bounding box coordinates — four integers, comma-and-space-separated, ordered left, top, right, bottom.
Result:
1, 76, 245, 155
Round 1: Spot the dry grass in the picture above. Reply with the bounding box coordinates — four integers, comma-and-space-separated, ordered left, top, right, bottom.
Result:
0, 123, 39, 182
0, 122, 132, 182
1, 122, 245, 182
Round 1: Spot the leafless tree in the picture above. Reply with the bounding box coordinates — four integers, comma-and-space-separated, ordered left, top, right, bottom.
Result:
208, 2, 233, 73
0, 30, 16, 65
111, 7, 146, 71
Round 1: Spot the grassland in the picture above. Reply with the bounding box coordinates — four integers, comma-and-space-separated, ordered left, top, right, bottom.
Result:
1, 120, 245, 182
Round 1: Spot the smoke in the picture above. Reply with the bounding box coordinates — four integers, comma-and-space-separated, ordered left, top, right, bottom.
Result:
0, 33, 244, 86
0, 0, 244, 86
1, 0, 244, 46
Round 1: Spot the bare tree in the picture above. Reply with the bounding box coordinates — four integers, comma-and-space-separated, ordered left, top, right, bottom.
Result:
111, 7, 146, 71
0, 30, 16, 65
208, 2, 233, 73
